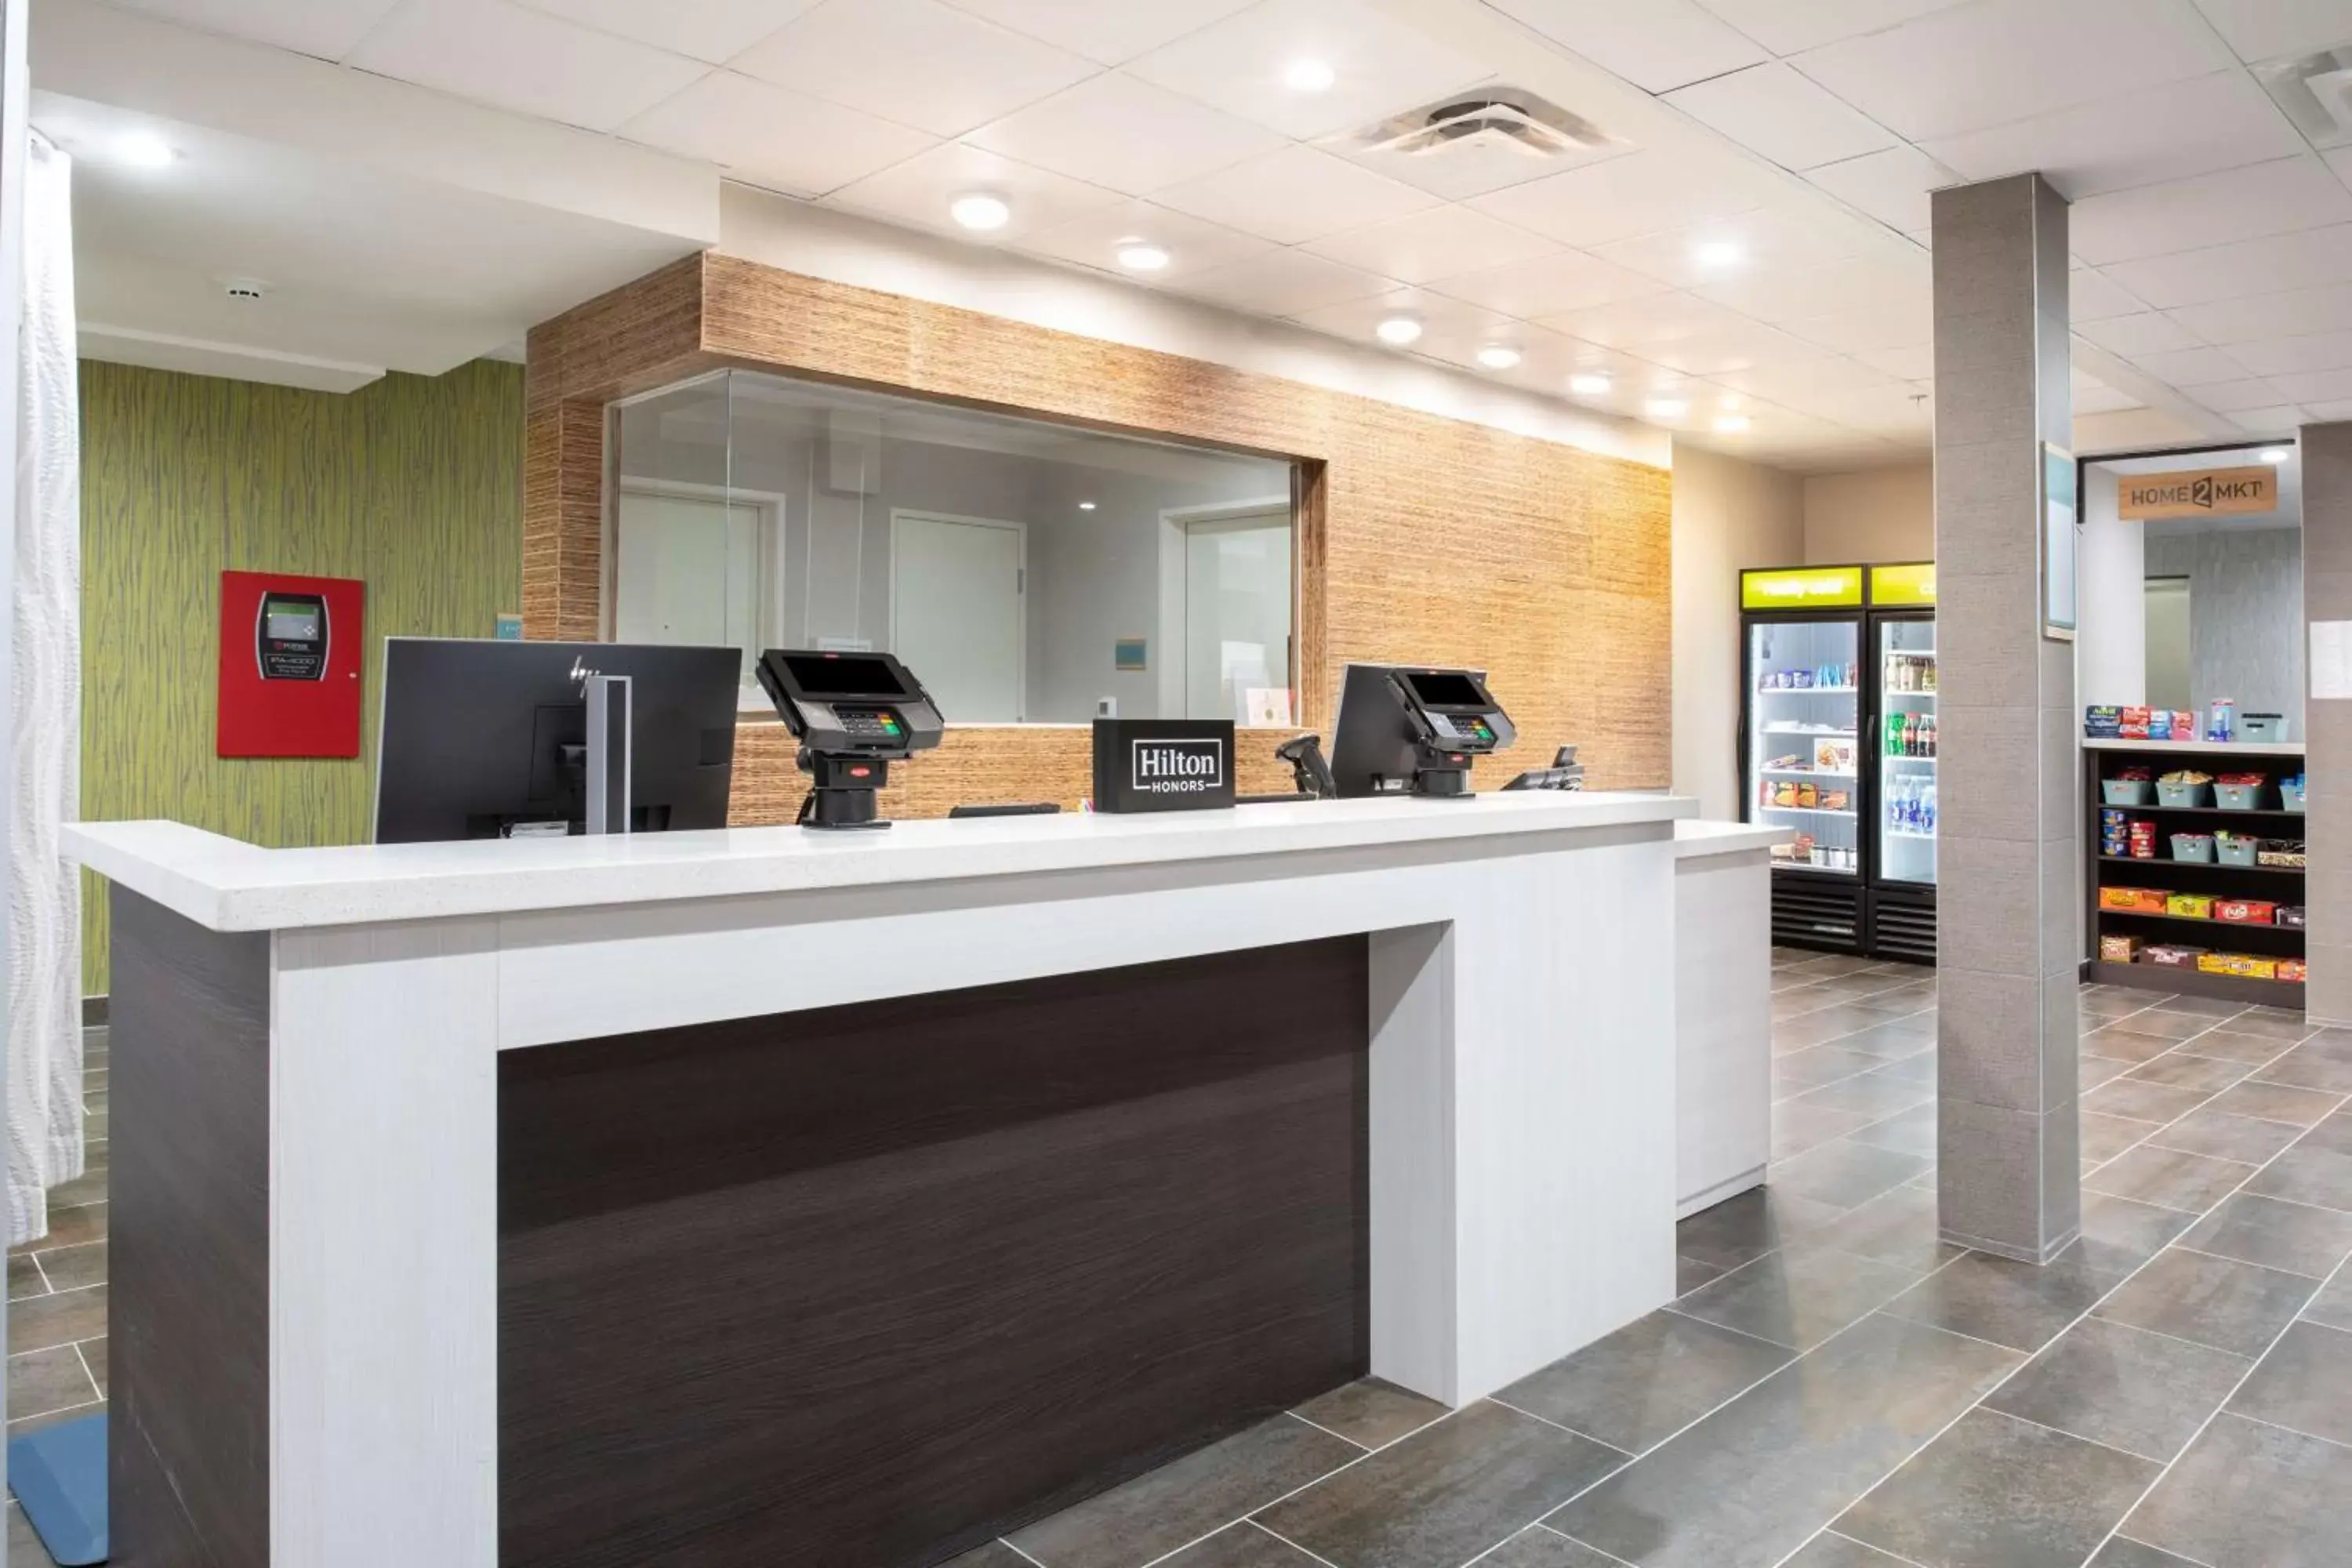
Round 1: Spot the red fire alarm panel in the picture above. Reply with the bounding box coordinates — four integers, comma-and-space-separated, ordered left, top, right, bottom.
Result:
218, 571, 365, 758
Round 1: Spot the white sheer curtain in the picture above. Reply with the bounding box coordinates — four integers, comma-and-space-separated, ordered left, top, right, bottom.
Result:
8, 129, 82, 1247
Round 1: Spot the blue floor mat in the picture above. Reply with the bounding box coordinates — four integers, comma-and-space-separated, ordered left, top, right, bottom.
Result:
8, 1412, 107, 1564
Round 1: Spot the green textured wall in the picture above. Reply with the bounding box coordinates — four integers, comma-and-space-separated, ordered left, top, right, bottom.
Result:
79, 358, 524, 990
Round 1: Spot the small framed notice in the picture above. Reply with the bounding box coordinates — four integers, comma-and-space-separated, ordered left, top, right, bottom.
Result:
1113, 637, 1148, 672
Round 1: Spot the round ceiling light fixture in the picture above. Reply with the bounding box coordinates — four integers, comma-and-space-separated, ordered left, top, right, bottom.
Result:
1476, 343, 1523, 370
1693, 240, 1744, 269
1568, 372, 1613, 396
1078, 500, 1098, 511
2259, 447, 2292, 464
1714, 414, 1751, 434
1116, 240, 1171, 272
949, 192, 1012, 231
115, 132, 177, 169
1285, 58, 1337, 92
1375, 314, 1425, 347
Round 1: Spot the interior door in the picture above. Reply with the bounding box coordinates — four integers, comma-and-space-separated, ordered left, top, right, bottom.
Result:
1184, 511, 1293, 722
891, 512, 1025, 722
614, 490, 763, 688
1747, 614, 1861, 874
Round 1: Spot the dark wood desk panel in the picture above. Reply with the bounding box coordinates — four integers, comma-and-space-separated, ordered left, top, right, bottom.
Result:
499, 936, 1370, 1568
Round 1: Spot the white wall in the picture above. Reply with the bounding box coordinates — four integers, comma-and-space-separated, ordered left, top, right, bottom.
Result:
1673, 444, 1806, 822
2076, 465, 2147, 708
1802, 463, 1934, 565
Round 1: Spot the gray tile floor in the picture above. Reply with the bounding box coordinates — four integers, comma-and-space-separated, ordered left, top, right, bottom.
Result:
17, 978, 2352, 1567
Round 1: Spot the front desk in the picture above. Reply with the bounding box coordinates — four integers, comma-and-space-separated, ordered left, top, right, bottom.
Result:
71, 793, 1693, 1568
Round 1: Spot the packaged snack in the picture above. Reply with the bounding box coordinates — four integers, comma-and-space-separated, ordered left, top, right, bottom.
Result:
1766, 753, 1804, 771
2278, 906, 2307, 928
2085, 704, 2123, 737
2215, 898, 2278, 925
1821, 789, 1849, 811
2145, 944, 2209, 967
2100, 934, 2143, 963
2100, 887, 2169, 913
1798, 782, 1819, 808
2120, 706, 2153, 739
2279, 959, 2308, 982
2200, 953, 2278, 980
2259, 841, 2307, 868
2165, 893, 2213, 919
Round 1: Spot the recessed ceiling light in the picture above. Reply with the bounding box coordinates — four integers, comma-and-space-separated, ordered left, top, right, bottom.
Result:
1693, 241, 1744, 269
1116, 241, 1171, 272
1476, 344, 1523, 370
1285, 59, 1336, 92
1078, 500, 1098, 510
2259, 447, 2292, 464
1376, 315, 1424, 346
114, 132, 177, 169
1714, 415, 1751, 434
1568, 372, 1613, 396
1718, 392, 1744, 411
949, 192, 1011, 231
1646, 397, 1690, 419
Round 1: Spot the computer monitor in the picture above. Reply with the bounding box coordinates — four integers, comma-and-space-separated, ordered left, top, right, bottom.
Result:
375, 639, 741, 843
1328, 662, 1516, 799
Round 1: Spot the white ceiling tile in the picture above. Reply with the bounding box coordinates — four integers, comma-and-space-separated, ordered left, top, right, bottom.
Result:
1468, 151, 1766, 249
1534, 290, 1763, 349
1694, 254, 1931, 324
2172, 279, 2352, 343
2074, 312, 2202, 356
1663, 63, 1898, 171
347, 0, 709, 131
1789, 0, 2237, 142
1486, 0, 1769, 91
732, 0, 1095, 138
1713, 353, 1903, 401
1421, 249, 1674, 316
2230, 404, 2309, 432
2068, 267, 2149, 323
2332, 145, 2352, 187
1638, 321, 1836, 376
1804, 144, 1958, 232
1123, 0, 1495, 141
2103, 224, 2352, 309
1920, 69, 2307, 200
938, 0, 1259, 64
965, 73, 1287, 194
2191, 0, 2352, 62
2174, 377, 2294, 411
2069, 155, 2352, 266
1287, 286, 1519, 353
1149, 144, 1439, 245
515, 0, 817, 63
1171, 249, 1399, 315
1851, 343, 1930, 379
2270, 367, 2352, 402
2071, 382, 2144, 414
100, 0, 401, 57
2307, 398, 2352, 419
2224, 328, 2352, 374
824, 141, 1124, 241
1592, 205, 1875, 288
1778, 299, 1933, 352
1012, 199, 1278, 279
2126, 345, 2249, 383
619, 72, 935, 196
1303, 205, 1563, 285
1692, 0, 1975, 54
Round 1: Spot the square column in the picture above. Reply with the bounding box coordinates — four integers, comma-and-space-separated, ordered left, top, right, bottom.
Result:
2307, 422, 2351, 1026
1931, 173, 2082, 1263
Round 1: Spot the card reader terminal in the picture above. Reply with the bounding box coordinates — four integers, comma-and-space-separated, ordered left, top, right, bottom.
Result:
1330, 663, 1517, 799
257, 591, 329, 681
756, 649, 945, 829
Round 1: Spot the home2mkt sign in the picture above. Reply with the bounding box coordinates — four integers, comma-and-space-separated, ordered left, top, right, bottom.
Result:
2120, 467, 2278, 520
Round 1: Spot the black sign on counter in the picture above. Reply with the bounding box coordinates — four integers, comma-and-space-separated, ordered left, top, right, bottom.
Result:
1091, 718, 1236, 812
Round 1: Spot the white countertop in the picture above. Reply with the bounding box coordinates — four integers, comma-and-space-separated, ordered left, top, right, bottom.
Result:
1674, 820, 1795, 859
66, 790, 1693, 933
2083, 738, 2304, 757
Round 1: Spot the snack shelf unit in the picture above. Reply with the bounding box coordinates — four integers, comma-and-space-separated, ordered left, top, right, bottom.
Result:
2082, 739, 2306, 1007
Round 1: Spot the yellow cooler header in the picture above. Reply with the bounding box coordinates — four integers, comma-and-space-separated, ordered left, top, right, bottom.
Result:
1871, 562, 1937, 606
1740, 566, 1864, 611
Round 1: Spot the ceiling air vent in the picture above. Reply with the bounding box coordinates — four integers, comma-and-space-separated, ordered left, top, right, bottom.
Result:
1344, 88, 1624, 163
2253, 44, 2352, 149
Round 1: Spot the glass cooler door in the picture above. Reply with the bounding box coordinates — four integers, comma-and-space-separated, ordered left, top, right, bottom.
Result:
1748, 617, 1862, 875
1876, 615, 1937, 887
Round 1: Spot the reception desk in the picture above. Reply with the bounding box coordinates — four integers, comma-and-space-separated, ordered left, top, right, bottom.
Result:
71, 792, 1693, 1568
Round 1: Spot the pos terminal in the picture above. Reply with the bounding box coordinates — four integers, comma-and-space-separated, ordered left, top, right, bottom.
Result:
1330, 662, 1516, 798
756, 649, 946, 829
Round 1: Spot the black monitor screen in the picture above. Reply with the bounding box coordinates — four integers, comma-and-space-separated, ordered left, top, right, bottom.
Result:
1403, 670, 1485, 709
785, 653, 909, 699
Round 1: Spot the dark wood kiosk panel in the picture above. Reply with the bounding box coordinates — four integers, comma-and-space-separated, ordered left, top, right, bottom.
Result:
109, 876, 1367, 1568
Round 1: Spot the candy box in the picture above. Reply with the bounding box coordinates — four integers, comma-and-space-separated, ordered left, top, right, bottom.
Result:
2099, 934, 2143, 963
2279, 960, 2309, 983
2165, 893, 2213, 919
2100, 887, 2169, 913
2144, 944, 2208, 968
2214, 898, 2278, 925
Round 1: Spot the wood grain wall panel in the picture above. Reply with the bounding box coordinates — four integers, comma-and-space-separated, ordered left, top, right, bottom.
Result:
527, 252, 1672, 805
498, 937, 1370, 1568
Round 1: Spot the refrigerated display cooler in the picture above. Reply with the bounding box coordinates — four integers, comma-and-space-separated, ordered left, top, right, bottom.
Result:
1740, 562, 1938, 962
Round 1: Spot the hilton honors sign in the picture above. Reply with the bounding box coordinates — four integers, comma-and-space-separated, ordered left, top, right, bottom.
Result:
2118, 466, 2279, 521
1091, 718, 1237, 812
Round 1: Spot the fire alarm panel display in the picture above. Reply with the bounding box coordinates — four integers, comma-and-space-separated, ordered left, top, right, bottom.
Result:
258, 593, 328, 680
218, 571, 365, 758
